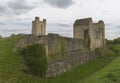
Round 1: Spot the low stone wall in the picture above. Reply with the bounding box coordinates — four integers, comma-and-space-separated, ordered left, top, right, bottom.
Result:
46, 51, 98, 77
14, 34, 85, 55
47, 33, 85, 56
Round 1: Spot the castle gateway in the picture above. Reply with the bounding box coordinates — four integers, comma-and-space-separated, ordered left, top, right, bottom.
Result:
73, 18, 105, 50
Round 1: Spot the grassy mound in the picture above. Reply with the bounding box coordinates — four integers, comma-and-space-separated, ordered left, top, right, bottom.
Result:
81, 54, 120, 83
80, 44, 120, 83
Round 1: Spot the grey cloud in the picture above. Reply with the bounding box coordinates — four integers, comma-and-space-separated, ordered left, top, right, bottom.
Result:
48, 23, 72, 27
106, 23, 120, 29
15, 17, 31, 21
106, 23, 113, 26
0, 5, 5, 11
0, 5, 8, 16
0, 22, 5, 26
58, 23, 72, 27
113, 25, 120, 29
46, 22, 72, 37
44, 0, 74, 9
3, 29, 27, 32
106, 31, 120, 40
8, 0, 36, 15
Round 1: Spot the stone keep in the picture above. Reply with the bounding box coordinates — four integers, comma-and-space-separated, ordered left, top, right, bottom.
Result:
32, 17, 46, 35
73, 18, 105, 50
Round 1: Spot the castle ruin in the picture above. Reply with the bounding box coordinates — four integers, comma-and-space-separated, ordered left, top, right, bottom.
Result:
16, 17, 106, 77
32, 17, 105, 50
73, 18, 105, 50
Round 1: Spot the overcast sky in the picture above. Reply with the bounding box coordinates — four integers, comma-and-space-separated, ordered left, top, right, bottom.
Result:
0, 0, 120, 39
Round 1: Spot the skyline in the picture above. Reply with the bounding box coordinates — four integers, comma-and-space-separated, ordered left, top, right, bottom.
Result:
0, 0, 120, 39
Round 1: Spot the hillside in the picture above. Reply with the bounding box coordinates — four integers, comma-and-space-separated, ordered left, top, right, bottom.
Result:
80, 44, 120, 83
81, 55, 120, 83
0, 35, 120, 83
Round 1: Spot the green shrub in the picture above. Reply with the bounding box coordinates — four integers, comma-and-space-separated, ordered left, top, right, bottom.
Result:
107, 44, 120, 55
11, 33, 16, 37
113, 38, 120, 44
106, 39, 114, 44
20, 43, 48, 77
107, 38, 120, 44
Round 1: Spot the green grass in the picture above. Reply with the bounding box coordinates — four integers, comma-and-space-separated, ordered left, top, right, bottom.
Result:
79, 45, 120, 83
80, 56, 120, 83
108, 44, 120, 54
0, 35, 120, 83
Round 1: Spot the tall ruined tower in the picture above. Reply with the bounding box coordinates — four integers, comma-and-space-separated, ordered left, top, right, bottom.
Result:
73, 18, 94, 49
73, 18, 105, 50
32, 17, 46, 36
73, 18, 92, 39
98, 20, 105, 47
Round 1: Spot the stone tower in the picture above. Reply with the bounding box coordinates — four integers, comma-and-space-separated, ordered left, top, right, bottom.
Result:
32, 17, 46, 36
98, 20, 105, 47
73, 18, 92, 39
73, 18, 105, 50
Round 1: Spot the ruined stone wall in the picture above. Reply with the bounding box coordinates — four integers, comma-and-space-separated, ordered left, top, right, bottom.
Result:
46, 51, 100, 77
14, 34, 85, 76
92, 21, 105, 48
93, 23, 101, 48
47, 33, 85, 56
88, 20, 93, 49
98, 21, 105, 47
73, 25, 89, 39
73, 20, 97, 50
14, 34, 105, 77
73, 19, 105, 50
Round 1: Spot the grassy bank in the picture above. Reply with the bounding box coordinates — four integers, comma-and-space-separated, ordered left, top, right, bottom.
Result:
81, 55, 120, 83
80, 44, 120, 83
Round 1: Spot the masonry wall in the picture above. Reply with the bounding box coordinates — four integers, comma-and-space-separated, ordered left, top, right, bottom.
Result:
73, 20, 105, 50
46, 51, 100, 77
89, 20, 98, 50
73, 25, 89, 39
14, 33, 106, 77
92, 21, 105, 48
14, 34, 87, 77
98, 21, 106, 47
93, 23, 101, 48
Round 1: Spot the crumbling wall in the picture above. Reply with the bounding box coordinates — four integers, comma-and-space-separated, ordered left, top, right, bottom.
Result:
46, 51, 98, 77
14, 34, 100, 77
47, 33, 85, 56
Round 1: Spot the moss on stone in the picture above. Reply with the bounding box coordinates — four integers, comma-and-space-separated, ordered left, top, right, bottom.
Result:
51, 41, 57, 55
60, 37, 66, 56
85, 35, 91, 50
